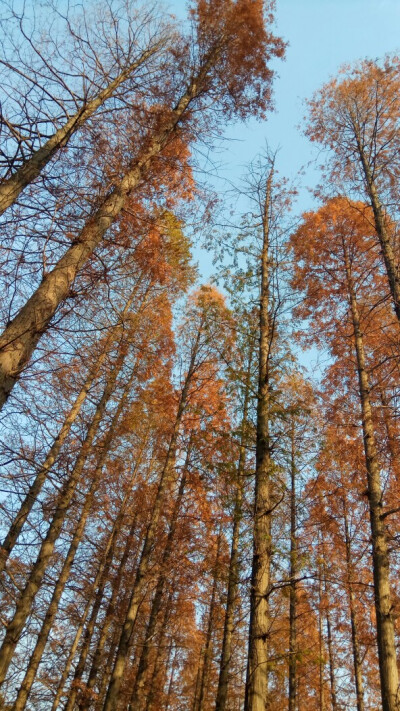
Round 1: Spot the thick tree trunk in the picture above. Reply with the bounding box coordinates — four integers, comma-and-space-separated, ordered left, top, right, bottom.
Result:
344, 246, 400, 711
288, 418, 297, 711
102, 331, 200, 711
0, 349, 125, 685
0, 286, 140, 576
0, 44, 165, 217
129, 448, 191, 711
245, 169, 273, 711
0, 52, 218, 409
215, 344, 253, 711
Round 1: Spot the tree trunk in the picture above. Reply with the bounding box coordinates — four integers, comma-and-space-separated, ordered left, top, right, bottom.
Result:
49, 500, 130, 711
351, 117, 400, 324
288, 417, 297, 711
344, 244, 400, 711
216, 342, 253, 711
129, 447, 192, 711
0, 348, 126, 685
342, 493, 365, 711
245, 168, 274, 711
102, 330, 201, 711
0, 43, 166, 217
196, 532, 222, 711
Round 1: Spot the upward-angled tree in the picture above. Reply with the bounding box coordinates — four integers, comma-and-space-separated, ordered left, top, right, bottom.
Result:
306, 57, 400, 323
0, 0, 284, 409
291, 197, 400, 711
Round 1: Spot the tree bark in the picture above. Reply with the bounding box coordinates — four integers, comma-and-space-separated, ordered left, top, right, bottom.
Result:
215, 343, 253, 711
196, 532, 222, 711
344, 243, 400, 711
288, 417, 297, 711
351, 115, 400, 324
342, 493, 365, 711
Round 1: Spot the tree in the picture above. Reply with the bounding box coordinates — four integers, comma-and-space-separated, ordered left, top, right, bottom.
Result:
291, 197, 400, 711
306, 57, 400, 323
0, 0, 284, 409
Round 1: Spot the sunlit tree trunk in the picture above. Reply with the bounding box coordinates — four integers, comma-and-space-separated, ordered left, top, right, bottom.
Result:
344, 243, 399, 711
0, 49, 223, 409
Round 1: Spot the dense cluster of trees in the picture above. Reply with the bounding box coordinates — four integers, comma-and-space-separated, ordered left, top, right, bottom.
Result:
0, 1, 400, 710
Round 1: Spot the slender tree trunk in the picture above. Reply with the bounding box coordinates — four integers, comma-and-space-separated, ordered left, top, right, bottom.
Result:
49, 505, 129, 711
57, 368, 137, 711
164, 647, 178, 711
245, 168, 274, 711
0, 49, 220, 408
344, 245, 400, 711
318, 571, 326, 711
83, 455, 153, 711
129, 447, 192, 711
325, 607, 338, 711
0, 44, 166, 217
216, 343, 253, 711
342, 494, 365, 711
144, 596, 174, 711
102, 330, 201, 711
0, 284, 141, 576
196, 532, 222, 711
0, 348, 126, 685
288, 418, 297, 711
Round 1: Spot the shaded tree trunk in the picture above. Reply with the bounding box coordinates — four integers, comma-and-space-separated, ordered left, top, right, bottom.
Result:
288, 417, 297, 711
342, 493, 365, 711
196, 532, 222, 711
351, 116, 400, 324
